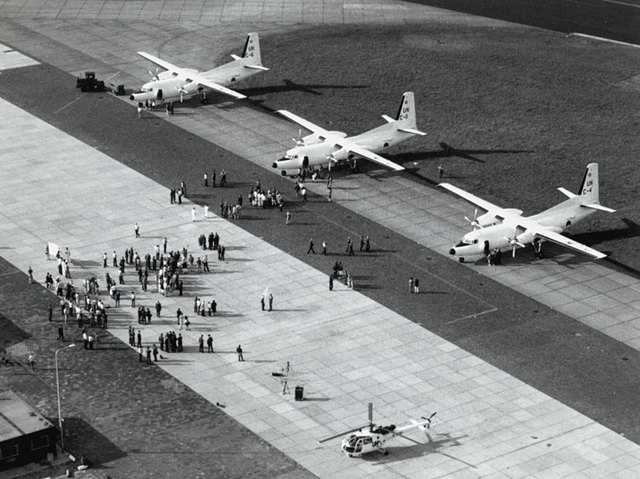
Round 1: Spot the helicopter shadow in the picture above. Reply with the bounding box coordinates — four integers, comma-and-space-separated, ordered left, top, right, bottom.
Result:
367, 433, 472, 467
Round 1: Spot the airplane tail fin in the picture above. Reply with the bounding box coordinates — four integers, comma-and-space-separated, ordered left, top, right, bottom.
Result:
241, 32, 268, 70
393, 92, 426, 136
576, 163, 615, 213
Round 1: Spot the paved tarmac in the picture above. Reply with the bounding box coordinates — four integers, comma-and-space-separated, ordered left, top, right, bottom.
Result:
1, 1, 640, 478
2, 93, 640, 478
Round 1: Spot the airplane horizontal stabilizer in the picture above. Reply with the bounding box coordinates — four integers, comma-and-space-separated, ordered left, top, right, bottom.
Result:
398, 127, 426, 136
244, 64, 270, 71
582, 203, 616, 213
381, 114, 395, 123
557, 187, 577, 199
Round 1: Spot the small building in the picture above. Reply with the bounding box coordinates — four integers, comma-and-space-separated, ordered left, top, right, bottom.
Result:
0, 390, 57, 471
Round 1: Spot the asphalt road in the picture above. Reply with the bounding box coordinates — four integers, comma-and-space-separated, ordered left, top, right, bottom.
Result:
409, 0, 640, 44
1, 62, 639, 445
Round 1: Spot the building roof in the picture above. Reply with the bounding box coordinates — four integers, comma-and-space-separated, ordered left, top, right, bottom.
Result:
0, 390, 54, 443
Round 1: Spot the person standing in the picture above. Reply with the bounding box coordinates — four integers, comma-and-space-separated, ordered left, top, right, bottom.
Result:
28, 266, 33, 284
153, 344, 158, 362
307, 239, 315, 254
130, 292, 136, 307
191, 207, 196, 222
365, 236, 370, 252
204, 172, 208, 186
204, 204, 209, 218
268, 293, 273, 312
198, 335, 204, 353
236, 345, 244, 361
207, 334, 213, 353
135, 223, 140, 238
57, 325, 64, 341
260, 296, 265, 311
155, 301, 162, 317
138, 345, 143, 362
211, 169, 216, 187
360, 236, 365, 251
28, 353, 35, 371
136, 330, 142, 348
146, 346, 152, 364
414, 278, 420, 294
48, 303, 53, 322
285, 210, 291, 225
329, 275, 333, 291
409, 277, 414, 293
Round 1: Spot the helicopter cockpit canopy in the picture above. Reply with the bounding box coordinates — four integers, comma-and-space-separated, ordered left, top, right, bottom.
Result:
342, 434, 373, 454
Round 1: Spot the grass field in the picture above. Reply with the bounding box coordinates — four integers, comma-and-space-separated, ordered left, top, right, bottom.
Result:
234, 22, 640, 271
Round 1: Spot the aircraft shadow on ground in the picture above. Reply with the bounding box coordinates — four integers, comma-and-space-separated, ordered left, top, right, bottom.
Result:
366, 433, 470, 467
391, 142, 533, 165
237, 79, 370, 98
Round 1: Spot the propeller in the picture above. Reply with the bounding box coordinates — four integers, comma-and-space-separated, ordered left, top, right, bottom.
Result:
292, 129, 304, 146
324, 154, 338, 171
504, 229, 526, 257
178, 86, 188, 103
149, 67, 160, 81
464, 209, 481, 229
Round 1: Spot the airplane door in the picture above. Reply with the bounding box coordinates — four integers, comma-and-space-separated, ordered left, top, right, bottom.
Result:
157, 89, 163, 100
302, 157, 309, 169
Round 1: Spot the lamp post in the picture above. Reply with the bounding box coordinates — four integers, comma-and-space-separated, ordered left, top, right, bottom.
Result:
55, 344, 75, 451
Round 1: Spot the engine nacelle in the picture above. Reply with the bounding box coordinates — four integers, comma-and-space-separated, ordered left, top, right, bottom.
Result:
130, 90, 160, 102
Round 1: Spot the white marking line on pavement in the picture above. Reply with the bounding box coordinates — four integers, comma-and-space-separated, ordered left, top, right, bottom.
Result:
447, 307, 499, 324
568, 32, 640, 48
54, 94, 86, 115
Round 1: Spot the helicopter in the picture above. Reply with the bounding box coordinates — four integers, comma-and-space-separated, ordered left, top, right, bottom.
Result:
318, 403, 437, 457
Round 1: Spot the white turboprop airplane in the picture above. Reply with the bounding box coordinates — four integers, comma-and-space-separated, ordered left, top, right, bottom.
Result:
130, 32, 268, 105
441, 163, 616, 262
272, 92, 425, 175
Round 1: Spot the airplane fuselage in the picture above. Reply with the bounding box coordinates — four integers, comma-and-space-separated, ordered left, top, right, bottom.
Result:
273, 123, 414, 174
450, 197, 594, 261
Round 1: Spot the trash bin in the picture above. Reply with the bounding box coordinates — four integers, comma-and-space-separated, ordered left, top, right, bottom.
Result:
295, 386, 304, 401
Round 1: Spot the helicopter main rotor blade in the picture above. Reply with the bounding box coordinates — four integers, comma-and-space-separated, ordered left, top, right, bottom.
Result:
317, 424, 369, 444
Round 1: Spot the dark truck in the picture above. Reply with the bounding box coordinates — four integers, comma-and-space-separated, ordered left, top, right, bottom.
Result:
76, 71, 105, 92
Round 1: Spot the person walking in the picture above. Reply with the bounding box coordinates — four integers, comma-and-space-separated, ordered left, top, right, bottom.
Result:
307, 239, 315, 254
135, 223, 140, 238
236, 345, 244, 361
322, 241, 327, 255
285, 210, 291, 225
329, 275, 333, 291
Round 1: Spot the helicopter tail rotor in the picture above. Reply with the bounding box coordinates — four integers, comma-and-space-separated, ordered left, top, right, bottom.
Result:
420, 412, 437, 429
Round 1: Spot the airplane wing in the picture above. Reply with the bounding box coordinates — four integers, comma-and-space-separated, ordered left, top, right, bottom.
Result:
334, 139, 405, 171
277, 110, 404, 171
277, 110, 331, 136
440, 183, 511, 218
137, 51, 181, 72
188, 75, 247, 99
516, 220, 608, 259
